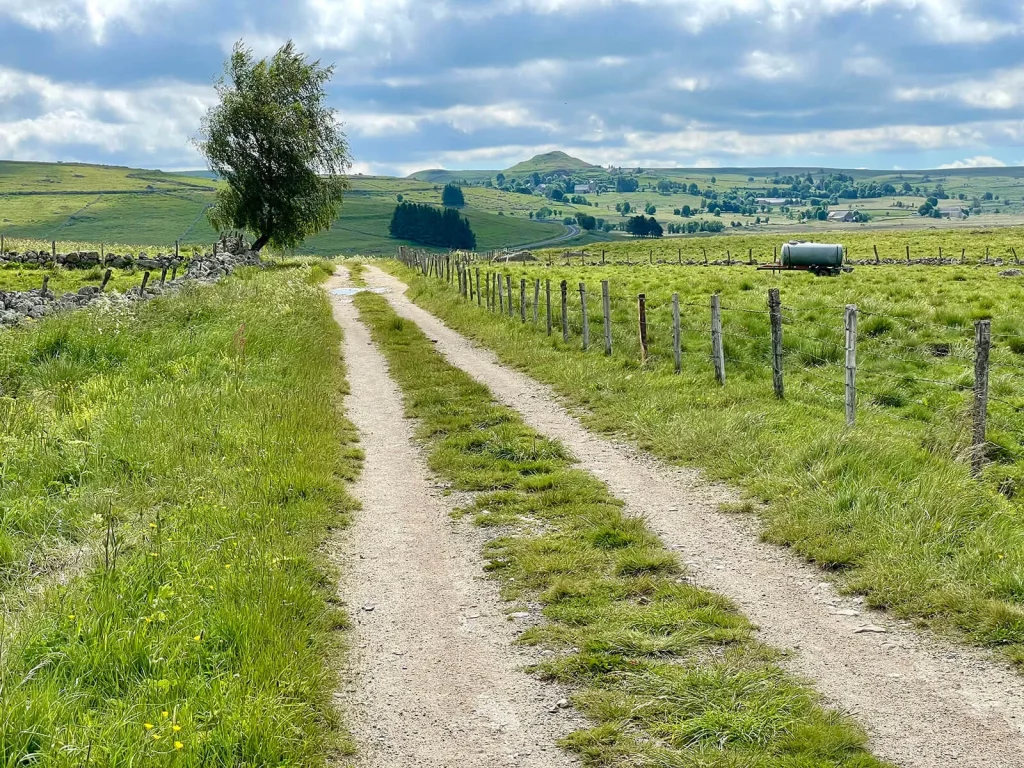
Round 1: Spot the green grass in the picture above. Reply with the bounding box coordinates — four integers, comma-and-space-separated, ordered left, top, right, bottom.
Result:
353, 289, 889, 768
0, 262, 142, 293
387, 258, 1024, 666
0, 262, 361, 765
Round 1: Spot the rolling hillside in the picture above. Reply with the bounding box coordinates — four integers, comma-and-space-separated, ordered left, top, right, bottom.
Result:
0, 161, 578, 255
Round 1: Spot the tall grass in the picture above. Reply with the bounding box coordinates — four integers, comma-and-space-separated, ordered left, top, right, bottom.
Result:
389, 260, 1024, 665
0, 261, 359, 765
353, 290, 889, 768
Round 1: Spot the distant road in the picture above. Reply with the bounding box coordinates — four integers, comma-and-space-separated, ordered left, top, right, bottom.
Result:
513, 223, 581, 250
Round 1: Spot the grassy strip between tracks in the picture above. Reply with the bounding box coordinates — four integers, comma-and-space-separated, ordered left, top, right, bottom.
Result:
354, 289, 888, 768
385, 260, 1024, 666
0, 263, 361, 766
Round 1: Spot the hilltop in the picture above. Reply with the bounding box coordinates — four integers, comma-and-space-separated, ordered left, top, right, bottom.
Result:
504, 151, 598, 175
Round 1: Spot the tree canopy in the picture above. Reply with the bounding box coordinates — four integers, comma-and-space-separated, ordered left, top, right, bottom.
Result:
626, 215, 663, 238
389, 202, 476, 249
196, 41, 350, 252
441, 183, 466, 207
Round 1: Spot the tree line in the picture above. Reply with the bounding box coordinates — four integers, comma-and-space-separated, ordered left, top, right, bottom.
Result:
389, 202, 476, 249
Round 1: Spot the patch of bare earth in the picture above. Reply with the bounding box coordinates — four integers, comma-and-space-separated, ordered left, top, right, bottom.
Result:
364, 263, 1024, 768
324, 270, 581, 768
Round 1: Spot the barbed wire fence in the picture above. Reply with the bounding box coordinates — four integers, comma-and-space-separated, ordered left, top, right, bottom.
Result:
397, 246, 1024, 481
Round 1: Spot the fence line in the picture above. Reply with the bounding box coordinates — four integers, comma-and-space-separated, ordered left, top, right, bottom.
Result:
396, 246, 1022, 480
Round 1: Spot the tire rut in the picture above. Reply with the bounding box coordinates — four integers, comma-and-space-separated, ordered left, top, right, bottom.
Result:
362, 263, 1024, 768
324, 270, 581, 768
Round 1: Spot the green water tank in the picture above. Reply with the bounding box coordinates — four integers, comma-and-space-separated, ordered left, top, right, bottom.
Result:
781, 242, 844, 268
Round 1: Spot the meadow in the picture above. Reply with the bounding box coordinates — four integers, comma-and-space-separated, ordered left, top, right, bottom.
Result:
0, 161, 581, 256
389, 243, 1024, 664
0, 262, 360, 765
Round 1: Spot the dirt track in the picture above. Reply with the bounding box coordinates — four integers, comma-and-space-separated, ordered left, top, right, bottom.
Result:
361, 262, 1024, 768
324, 271, 581, 768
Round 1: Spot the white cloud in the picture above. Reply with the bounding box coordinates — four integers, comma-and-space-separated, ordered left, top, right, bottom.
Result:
938, 155, 1007, 169
843, 56, 888, 77
669, 76, 707, 91
0, 0, 188, 43
345, 102, 560, 137
0, 67, 213, 163
895, 67, 1024, 110
740, 50, 801, 81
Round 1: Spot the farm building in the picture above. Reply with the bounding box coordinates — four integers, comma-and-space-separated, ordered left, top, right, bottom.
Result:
573, 184, 592, 194
940, 207, 966, 219
756, 197, 790, 205
827, 210, 856, 222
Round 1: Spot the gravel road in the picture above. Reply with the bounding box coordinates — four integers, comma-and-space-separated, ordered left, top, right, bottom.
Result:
324, 270, 581, 768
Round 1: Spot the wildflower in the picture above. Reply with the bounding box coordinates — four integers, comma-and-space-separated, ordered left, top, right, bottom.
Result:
153, 733, 162, 741
149, 523, 157, 529
193, 635, 202, 642
224, 564, 231, 569
161, 711, 169, 719
174, 741, 184, 750
144, 723, 154, 730
68, 614, 76, 620
172, 724, 181, 732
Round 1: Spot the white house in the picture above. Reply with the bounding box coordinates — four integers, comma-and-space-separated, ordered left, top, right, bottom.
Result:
573, 184, 592, 194
827, 210, 856, 222
940, 207, 966, 219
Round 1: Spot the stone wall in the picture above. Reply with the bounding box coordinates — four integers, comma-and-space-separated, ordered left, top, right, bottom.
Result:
0, 235, 265, 328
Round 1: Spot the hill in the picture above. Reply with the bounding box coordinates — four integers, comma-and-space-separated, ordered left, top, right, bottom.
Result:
504, 151, 597, 176
0, 161, 585, 255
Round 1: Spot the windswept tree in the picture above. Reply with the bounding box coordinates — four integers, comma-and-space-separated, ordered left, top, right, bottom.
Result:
195, 41, 351, 252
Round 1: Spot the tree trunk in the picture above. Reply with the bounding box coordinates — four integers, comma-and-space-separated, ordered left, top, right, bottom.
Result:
252, 233, 270, 252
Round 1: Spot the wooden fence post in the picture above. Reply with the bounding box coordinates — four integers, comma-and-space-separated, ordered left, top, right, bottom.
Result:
678, 248, 682, 265
486, 271, 491, 310
498, 273, 504, 314
601, 250, 605, 265
546, 279, 552, 336
51, 240, 56, 260
973, 319, 992, 477
845, 304, 858, 426
476, 268, 481, 306
160, 265, 168, 287
520, 279, 527, 323
533, 279, 540, 324
580, 282, 589, 350
1, 234, 4, 254
672, 292, 681, 374
602, 280, 612, 356
906, 245, 911, 264
41, 275, 50, 296
703, 248, 708, 266
638, 294, 649, 365
140, 271, 151, 294
560, 280, 569, 342
711, 294, 725, 384
873, 244, 880, 264
769, 288, 784, 398
171, 264, 177, 281
506, 275, 513, 318
100, 269, 112, 292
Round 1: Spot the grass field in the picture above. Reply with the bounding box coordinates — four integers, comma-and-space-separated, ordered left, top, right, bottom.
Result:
388, 251, 1024, 666
0, 161, 584, 255
0, 263, 361, 765
354, 289, 889, 767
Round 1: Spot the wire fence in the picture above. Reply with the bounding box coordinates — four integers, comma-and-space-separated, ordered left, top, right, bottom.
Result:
399, 247, 1024, 480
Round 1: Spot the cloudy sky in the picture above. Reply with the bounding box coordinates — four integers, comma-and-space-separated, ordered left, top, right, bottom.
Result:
1, 0, 1023, 175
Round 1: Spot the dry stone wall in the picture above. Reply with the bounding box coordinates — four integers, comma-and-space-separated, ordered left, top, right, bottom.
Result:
0, 235, 264, 328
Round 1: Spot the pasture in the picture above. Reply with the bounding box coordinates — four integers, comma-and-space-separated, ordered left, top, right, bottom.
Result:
392, 239, 1024, 665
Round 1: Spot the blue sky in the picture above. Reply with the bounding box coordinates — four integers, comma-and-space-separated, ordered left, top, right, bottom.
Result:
1, 0, 1023, 174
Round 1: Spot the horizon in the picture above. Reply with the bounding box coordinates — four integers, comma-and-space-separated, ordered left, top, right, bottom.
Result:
1, 2, 1023, 174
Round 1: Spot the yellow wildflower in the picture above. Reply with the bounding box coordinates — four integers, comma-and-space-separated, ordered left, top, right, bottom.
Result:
172, 724, 181, 732
152, 733, 161, 741
144, 723, 154, 730
174, 741, 184, 750
161, 711, 169, 718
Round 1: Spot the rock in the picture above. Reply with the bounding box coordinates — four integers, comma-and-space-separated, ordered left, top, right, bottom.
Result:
1000, 269, 1022, 277
853, 624, 887, 634
509, 612, 531, 619
556, 698, 570, 709
362, 604, 375, 612
830, 609, 860, 617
